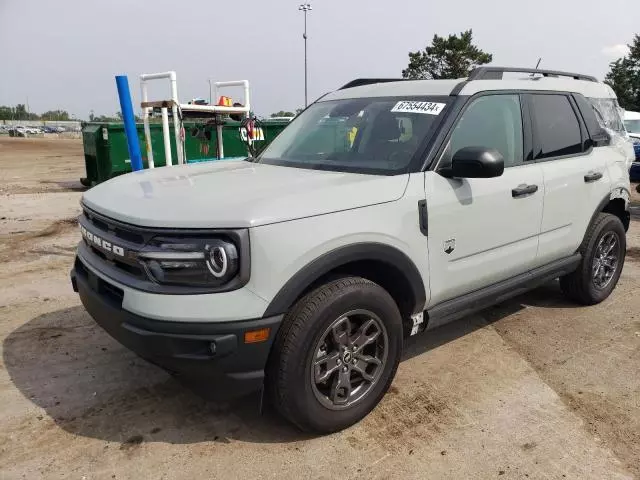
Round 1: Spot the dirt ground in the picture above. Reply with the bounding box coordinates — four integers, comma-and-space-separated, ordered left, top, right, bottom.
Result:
0, 137, 639, 479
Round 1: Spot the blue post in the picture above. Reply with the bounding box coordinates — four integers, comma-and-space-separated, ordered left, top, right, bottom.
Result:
115, 75, 143, 172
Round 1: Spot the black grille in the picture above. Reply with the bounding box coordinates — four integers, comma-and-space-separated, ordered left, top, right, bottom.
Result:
114, 227, 144, 244
83, 209, 146, 244
81, 207, 148, 281
78, 204, 251, 295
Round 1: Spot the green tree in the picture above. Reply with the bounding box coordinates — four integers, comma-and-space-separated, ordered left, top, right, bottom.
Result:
0, 106, 13, 120
41, 110, 70, 121
271, 110, 296, 118
14, 104, 39, 120
605, 35, 640, 111
14, 104, 27, 120
402, 29, 493, 80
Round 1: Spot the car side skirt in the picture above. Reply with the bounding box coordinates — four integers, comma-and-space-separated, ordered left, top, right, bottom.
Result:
424, 254, 582, 331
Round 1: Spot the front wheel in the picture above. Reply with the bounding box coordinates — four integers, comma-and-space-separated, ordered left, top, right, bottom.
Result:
267, 277, 403, 433
560, 213, 626, 305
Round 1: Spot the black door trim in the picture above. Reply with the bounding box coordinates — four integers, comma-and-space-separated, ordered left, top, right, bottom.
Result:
424, 254, 581, 330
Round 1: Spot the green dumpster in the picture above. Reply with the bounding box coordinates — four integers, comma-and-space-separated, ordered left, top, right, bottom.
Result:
80, 119, 289, 186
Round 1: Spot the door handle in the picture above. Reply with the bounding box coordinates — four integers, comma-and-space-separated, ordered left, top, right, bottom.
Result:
584, 171, 603, 183
512, 184, 538, 198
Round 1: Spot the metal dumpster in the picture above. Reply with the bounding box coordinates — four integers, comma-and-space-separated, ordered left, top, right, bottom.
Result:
81, 119, 289, 186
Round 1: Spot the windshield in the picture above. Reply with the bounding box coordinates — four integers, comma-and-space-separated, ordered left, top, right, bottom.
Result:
257, 97, 450, 174
624, 119, 640, 134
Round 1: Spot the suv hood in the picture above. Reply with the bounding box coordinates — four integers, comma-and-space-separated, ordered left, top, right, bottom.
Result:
82, 160, 409, 228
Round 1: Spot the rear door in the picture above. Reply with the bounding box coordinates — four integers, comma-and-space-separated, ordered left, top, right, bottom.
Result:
528, 94, 612, 265
425, 93, 544, 307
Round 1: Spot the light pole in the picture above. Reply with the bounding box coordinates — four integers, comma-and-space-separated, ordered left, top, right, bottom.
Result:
298, 3, 312, 107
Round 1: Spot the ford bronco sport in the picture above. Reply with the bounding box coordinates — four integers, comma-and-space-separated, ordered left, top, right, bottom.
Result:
71, 67, 634, 433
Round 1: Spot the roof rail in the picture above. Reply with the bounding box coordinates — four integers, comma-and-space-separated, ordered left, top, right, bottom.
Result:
339, 78, 406, 90
468, 66, 597, 82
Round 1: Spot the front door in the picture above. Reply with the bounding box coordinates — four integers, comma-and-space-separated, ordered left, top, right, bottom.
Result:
425, 93, 544, 307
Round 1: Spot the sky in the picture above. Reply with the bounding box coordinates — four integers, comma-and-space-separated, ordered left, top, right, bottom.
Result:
0, 0, 637, 119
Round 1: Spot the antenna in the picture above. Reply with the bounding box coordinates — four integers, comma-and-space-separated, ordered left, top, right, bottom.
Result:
529, 58, 543, 79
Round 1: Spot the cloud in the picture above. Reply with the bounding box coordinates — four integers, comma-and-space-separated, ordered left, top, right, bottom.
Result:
602, 44, 630, 58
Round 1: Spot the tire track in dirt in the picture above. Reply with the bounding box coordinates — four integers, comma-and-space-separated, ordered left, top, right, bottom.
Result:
348, 382, 457, 454
0, 218, 78, 263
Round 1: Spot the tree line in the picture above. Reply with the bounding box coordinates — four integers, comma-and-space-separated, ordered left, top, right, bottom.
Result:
0, 105, 136, 123
0, 104, 73, 121
401, 30, 639, 112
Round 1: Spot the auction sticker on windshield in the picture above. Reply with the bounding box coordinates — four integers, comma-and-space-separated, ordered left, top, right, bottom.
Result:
391, 101, 446, 115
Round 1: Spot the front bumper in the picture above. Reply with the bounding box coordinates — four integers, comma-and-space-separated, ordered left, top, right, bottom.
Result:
71, 258, 282, 400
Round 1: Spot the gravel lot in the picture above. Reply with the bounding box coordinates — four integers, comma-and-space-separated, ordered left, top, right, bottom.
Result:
1, 137, 639, 479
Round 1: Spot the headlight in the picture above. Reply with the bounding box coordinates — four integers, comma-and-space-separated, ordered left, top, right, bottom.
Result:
138, 236, 240, 287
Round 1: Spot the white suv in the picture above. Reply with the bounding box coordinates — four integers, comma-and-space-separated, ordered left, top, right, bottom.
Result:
71, 67, 633, 433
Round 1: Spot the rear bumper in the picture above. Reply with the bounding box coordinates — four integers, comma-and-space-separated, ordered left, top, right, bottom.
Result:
71, 260, 282, 400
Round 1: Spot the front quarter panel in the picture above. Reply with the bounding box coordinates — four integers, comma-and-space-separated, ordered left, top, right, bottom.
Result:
246, 173, 430, 312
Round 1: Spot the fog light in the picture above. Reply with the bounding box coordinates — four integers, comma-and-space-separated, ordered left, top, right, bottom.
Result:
244, 328, 270, 344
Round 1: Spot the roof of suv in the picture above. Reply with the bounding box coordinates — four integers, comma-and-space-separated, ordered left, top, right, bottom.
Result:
323, 67, 616, 102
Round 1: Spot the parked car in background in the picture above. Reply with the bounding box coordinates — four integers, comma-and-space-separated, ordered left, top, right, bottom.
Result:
624, 110, 640, 139
8, 126, 28, 137
624, 111, 640, 181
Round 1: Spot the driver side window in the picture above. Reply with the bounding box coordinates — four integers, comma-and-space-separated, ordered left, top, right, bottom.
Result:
444, 94, 524, 168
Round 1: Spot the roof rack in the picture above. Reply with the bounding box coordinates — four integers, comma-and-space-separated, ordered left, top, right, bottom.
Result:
468, 66, 597, 82
339, 78, 406, 90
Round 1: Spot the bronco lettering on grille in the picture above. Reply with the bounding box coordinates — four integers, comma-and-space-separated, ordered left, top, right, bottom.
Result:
80, 225, 125, 257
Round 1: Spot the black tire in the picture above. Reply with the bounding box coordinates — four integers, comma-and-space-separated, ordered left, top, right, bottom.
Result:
560, 213, 626, 305
267, 276, 403, 433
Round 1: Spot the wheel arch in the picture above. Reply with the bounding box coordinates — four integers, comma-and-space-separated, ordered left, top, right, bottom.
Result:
262, 243, 427, 321
592, 188, 630, 233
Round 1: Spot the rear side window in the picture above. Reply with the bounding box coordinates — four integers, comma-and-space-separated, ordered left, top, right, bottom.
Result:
573, 94, 610, 146
588, 97, 625, 135
573, 94, 603, 138
531, 94, 583, 159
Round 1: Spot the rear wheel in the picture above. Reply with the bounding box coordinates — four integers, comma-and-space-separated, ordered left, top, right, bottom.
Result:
267, 277, 403, 433
560, 213, 626, 305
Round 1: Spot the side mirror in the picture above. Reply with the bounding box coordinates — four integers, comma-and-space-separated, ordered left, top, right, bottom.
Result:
449, 146, 504, 178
